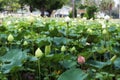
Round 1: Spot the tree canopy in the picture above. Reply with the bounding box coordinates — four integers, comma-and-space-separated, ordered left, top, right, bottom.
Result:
99, 0, 114, 11
0, 0, 20, 12
0, 0, 68, 16
99, 0, 115, 15
20, 0, 69, 16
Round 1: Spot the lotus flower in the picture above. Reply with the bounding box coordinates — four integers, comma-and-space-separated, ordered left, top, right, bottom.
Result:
77, 56, 85, 64
104, 15, 110, 20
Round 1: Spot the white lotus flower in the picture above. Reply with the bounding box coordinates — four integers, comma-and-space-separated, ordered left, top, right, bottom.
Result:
65, 16, 70, 22
104, 15, 110, 20
102, 24, 106, 28
82, 17, 87, 20
7, 21, 11, 25
98, 21, 106, 28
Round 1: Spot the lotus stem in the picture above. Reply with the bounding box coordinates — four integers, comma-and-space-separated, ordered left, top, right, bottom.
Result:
38, 58, 41, 80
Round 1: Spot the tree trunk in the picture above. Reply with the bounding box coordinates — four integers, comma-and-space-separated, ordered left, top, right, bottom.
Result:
40, 8, 45, 17
29, 5, 33, 13
47, 10, 52, 17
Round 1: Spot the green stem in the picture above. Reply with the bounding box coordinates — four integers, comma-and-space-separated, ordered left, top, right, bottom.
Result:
9, 42, 12, 49
32, 42, 34, 55
15, 72, 19, 80
66, 22, 69, 53
38, 59, 41, 80
93, 53, 96, 61
19, 72, 22, 80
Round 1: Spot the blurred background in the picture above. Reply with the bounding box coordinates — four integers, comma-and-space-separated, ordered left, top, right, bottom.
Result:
0, 0, 120, 19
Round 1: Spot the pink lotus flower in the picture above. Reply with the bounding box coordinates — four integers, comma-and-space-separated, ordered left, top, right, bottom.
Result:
77, 56, 85, 64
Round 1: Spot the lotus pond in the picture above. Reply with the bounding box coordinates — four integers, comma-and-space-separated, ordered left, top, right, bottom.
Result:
0, 16, 120, 80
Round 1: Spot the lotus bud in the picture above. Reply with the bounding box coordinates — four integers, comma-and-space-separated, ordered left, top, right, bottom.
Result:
110, 55, 117, 63
87, 28, 93, 34
18, 28, 22, 32
102, 29, 107, 34
45, 45, 51, 55
28, 16, 35, 23
35, 48, 43, 58
61, 45, 66, 52
70, 46, 76, 52
23, 41, 28, 46
7, 34, 14, 42
102, 24, 106, 29
77, 55, 85, 64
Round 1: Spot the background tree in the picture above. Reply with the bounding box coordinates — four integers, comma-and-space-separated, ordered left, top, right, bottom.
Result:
20, 0, 69, 16
85, 5, 98, 19
69, 6, 77, 18
0, 0, 4, 11
84, 0, 97, 6
99, 0, 115, 16
0, 0, 20, 12
77, 0, 98, 19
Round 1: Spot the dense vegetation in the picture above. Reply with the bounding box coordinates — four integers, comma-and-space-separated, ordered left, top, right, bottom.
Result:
0, 16, 120, 80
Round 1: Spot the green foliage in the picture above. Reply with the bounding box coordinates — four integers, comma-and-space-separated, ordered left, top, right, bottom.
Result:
114, 58, 120, 69
100, 0, 114, 11
0, 49, 34, 74
86, 60, 111, 69
79, 4, 87, 9
69, 6, 77, 18
0, 2, 4, 11
0, 16, 120, 80
58, 68, 88, 80
0, 0, 20, 11
84, 5, 98, 19
20, 0, 68, 16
